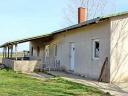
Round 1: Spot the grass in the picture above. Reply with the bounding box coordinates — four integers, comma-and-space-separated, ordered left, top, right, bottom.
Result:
0, 69, 105, 96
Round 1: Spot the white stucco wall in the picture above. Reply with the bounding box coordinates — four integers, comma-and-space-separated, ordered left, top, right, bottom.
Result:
30, 20, 111, 81
56, 21, 110, 81
2, 58, 38, 73
110, 14, 128, 82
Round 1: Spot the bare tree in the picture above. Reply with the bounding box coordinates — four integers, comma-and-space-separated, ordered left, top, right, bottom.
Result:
62, 0, 116, 27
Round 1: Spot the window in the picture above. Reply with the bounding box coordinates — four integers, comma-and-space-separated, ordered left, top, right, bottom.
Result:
31, 47, 33, 56
93, 39, 100, 59
37, 46, 40, 56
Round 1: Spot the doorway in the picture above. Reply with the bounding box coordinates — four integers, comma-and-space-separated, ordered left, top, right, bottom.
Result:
69, 43, 75, 71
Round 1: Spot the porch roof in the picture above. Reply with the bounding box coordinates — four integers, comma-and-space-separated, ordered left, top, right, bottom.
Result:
0, 11, 128, 48
0, 34, 53, 47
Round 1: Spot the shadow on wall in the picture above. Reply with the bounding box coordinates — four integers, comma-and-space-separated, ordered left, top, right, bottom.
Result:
110, 17, 128, 83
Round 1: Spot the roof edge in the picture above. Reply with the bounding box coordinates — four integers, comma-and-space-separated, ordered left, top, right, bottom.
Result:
0, 11, 128, 48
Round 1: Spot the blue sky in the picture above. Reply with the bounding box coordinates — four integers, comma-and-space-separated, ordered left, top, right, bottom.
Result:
0, 0, 128, 51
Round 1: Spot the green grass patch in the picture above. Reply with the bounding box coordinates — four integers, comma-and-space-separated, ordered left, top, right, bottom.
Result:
0, 69, 105, 96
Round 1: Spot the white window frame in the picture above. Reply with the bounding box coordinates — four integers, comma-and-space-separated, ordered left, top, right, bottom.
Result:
92, 39, 100, 60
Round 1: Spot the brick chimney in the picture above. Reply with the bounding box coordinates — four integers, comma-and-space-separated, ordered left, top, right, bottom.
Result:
78, 7, 87, 24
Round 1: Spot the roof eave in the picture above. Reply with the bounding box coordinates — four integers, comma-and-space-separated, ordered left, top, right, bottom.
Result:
0, 17, 109, 48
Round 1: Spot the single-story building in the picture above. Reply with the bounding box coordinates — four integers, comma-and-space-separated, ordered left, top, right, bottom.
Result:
1, 7, 128, 83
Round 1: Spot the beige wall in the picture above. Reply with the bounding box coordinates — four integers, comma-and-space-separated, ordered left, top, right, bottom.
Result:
59, 21, 110, 81
30, 20, 110, 81
2, 58, 39, 73
110, 14, 128, 82
30, 39, 46, 57
29, 39, 46, 64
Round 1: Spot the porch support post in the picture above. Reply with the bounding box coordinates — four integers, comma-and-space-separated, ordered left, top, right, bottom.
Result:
7, 46, 9, 59
5, 47, 7, 58
3, 47, 5, 58
4, 47, 5, 58
4, 47, 6, 58
10, 45, 13, 58
15, 44, 17, 60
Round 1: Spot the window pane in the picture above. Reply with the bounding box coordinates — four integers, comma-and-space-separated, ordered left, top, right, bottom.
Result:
94, 41, 99, 58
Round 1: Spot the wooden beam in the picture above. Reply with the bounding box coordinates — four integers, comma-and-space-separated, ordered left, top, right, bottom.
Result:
98, 57, 108, 82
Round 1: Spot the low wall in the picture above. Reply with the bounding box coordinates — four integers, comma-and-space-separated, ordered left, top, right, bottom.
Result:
2, 59, 14, 68
2, 58, 40, 73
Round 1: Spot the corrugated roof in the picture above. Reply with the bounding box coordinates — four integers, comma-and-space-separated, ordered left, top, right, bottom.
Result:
0, 11, 128, 48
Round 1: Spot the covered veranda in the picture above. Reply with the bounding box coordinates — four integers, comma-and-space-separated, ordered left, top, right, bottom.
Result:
0, 34, 52, 59
0, 34, 53, 73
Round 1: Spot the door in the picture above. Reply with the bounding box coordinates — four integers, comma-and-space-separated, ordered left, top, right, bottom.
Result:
69, 43, 75, 71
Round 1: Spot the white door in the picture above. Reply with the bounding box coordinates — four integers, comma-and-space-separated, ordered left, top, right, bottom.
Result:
70, 43, 75, 71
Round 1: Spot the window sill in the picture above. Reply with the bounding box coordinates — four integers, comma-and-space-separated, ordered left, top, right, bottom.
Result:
93, 57, 99, 61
